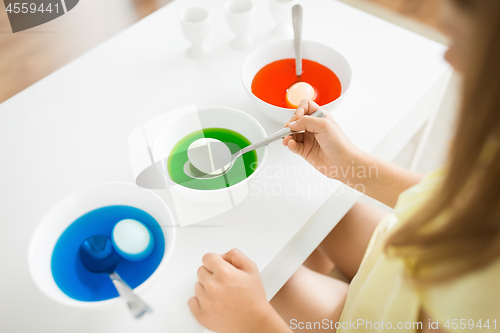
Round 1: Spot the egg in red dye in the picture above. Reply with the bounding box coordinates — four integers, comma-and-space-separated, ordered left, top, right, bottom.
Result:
251, 58, 342, 109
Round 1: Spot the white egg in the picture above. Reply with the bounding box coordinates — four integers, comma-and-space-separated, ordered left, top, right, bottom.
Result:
285, 82, 317, 108
112, 219, 151, 255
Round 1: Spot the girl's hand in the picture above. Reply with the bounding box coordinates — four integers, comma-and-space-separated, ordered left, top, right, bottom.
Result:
188, 249, 281, 333
283, 99, 361, 182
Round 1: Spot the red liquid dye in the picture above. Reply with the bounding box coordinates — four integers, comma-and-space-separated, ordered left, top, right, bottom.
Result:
251, 58, 342, 109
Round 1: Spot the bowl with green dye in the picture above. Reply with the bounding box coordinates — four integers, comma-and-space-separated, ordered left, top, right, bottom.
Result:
153, 106, 268, 204
28, 182, 176, 307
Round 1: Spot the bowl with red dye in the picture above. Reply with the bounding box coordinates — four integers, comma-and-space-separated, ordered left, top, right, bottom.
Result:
241, 40, 352, 123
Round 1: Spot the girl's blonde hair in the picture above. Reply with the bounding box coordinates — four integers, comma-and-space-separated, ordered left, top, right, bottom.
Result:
385, 0, 500, 285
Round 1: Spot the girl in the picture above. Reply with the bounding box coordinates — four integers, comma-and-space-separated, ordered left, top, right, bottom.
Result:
188, 0, 500, 331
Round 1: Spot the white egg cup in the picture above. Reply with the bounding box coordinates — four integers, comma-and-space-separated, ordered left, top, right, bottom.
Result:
179, 7, 211, 58
28, 182, 176, 307
224, 0, 255, 50
269, 0, 297, 39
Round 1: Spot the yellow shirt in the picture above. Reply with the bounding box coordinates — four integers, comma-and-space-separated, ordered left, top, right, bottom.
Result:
338, 168, 500, 332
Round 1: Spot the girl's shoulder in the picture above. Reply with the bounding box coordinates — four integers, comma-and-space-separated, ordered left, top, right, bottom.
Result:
393, 167, 446, 223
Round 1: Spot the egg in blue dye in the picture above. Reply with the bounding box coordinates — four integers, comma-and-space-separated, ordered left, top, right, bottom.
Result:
112, 219, 155, 261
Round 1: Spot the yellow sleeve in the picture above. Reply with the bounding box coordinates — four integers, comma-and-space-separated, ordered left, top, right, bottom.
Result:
421, 259, 500, 332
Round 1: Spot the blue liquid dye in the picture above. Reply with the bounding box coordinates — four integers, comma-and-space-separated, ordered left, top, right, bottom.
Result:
51, 205, 165, 302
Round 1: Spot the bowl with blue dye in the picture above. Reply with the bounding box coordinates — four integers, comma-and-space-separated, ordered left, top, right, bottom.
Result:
28, 182, 176, 307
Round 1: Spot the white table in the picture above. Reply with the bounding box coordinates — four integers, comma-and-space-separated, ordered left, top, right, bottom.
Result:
0, 0, 450, 332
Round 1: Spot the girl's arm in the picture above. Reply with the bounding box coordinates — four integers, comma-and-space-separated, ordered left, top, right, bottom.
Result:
285, 99, 424, 208
349, 150, 424, 207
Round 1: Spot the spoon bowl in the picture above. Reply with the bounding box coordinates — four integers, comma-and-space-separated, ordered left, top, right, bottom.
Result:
79, 235, 120, 274
187, 138, 233, 175
79, 235, 152, 318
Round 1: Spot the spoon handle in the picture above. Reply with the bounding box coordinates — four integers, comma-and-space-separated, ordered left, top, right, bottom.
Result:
292, 5, 303, 77
110, 271, 152, 318
239, 109, 325, 155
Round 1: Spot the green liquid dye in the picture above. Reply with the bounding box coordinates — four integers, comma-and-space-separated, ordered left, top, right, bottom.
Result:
167, 128, 258, 190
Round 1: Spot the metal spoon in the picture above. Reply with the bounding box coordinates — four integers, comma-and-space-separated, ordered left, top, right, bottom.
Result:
79, 235, 152, 318
285, 5, 316, 107
292, 4, 303, 80
184, 109, 325, 178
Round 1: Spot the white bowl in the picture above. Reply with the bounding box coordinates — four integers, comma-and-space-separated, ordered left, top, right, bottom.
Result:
28, 182, 176, 307
153, 106, 268, 204
241, 39, 353, 124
